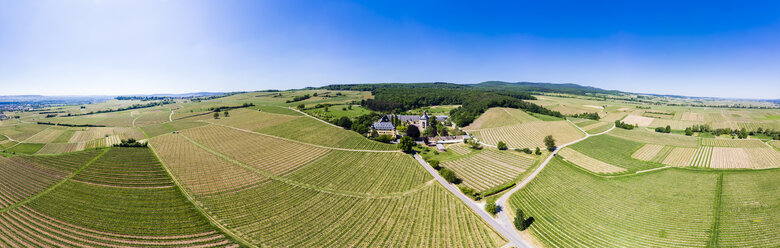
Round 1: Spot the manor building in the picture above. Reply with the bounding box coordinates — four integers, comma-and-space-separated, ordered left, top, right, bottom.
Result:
370, 111, 448, 138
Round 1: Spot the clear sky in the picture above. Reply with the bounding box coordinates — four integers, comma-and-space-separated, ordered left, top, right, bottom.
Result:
1, 0, 779, 98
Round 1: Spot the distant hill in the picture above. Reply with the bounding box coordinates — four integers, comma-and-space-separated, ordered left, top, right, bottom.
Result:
470, 81, 621, 95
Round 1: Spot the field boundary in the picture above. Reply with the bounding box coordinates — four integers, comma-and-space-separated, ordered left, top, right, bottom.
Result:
178, 133, 433, 199
148, 143, 255, 248
708, 173, 724, 247
0, 148, 108, 214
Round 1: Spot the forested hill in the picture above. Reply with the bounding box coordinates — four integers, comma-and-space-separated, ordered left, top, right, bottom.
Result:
321, 82, 563, 127
471, 81, 621, 95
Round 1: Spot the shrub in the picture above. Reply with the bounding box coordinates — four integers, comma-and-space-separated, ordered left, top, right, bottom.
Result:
458, 185, 481, 200
335, 116, 353, 129
297, 104, 305, 110
497, 141, 507, 150
375, 135, 393, 143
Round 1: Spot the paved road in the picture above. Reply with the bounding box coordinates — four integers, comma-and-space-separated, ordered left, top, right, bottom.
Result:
493, 121, 615, 247
413, 154, 529, 247
420, 119, 615, 247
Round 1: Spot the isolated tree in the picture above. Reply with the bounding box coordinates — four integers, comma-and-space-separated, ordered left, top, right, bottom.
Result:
312, 92, 318, 97
335, 116, 352, 129
665, 125, 671, 133
324, 106, 329, 112
406, 125, 420, 138
297, 104, 305, 110
497, 141, 508, 150
429, 160, 441, 170
223, 111, 229, 117
513, 208, 525, 230
348, 105, 352, 110
213, 112, 220, 119
685, 127, 693, 136
544, 135, 556, 151
398, 136, 415, 152
439, 168, 458, 184
485, 202, 498, 215
535, 147, 541, 155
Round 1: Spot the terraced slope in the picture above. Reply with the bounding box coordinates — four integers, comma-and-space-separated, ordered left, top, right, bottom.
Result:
0, 148, 237, 247
510, 158, 718, 247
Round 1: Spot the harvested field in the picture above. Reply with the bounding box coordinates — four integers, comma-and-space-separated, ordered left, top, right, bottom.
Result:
558, 148, 626, 174
608, 128, 698, 147
105, 135, 121, 147
207, 108, 299, 131
471, 121, 584, 149
631, 144, 664, 161
622, 114, 654, 127
690, 146, 713, 167
35, 143, 85, 154
700, 138, 766, 148
442, 149, 535, 191
662, 147, 697, 167
133, 110, 170, 126
151, 134, 269, 195
465, 107, 540, 130
182, 125, 329, 175
770, 140, 780, 150
25, 128, 64, 143
649, 118, 701, 130
510, 158, 718, 247
681, 112, 705, 121
601, 112, 628, 122
0, 124, 49, 141
583, 105, 603, 110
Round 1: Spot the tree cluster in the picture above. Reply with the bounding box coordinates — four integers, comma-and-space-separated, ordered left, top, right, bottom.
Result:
654, 125, 671, 133
114, 138, 147, 147
570, 112, 600, 120
286, 94, 310, 103
614, 120, 636, 130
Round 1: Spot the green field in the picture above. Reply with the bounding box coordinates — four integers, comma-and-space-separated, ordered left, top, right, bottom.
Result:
257, 116, 397, 150
4, 143, 45, 154
569, 134, 661, 172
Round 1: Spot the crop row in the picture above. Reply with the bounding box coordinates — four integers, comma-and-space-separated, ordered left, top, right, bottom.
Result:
183, 125, 329, 176
662, 147, 697, 167
199, 180, 506, 247
474, 121, 584, 149
558, 148, 626, 174
700, 138, 766, 148
35, 143, 85, 155
207, 108, 300, 132
151, 134, 269, 195
72, 148, 172, 188
447, 144, 472, 155
608, 128, 698, 147
257, 117, 397, 150
284, 150, 431, 194
718, 170, 780, 247
569, 135, 659, 172
689, 146, 713, 167
510, 158, 718, 247
442, 150, 533, 191
25, 128, 64, 144
710, 148, 753, 169
631, 144, 664, 161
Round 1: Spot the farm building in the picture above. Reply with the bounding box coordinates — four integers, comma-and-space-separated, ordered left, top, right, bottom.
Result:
436, 143, 446, 152
370, 111, 449, 137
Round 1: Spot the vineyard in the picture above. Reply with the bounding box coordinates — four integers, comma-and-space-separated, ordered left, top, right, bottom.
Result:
582, 121, 612, 134
690, 146, 713, 167
608, 128, 698, 147
206, 108, 300, 131
631, 144, 664, 161
447, 144, 472, 155
718, 170, 780, 247
133, 109, 171, 127
150, 134, 269, 195
569, 134, 660, 172
35, 143, 85, 155
0, 123, 49, 141
182, 125, 330, 176
441, 149, 535, 191
662, 147, 697, 167
25, 128, 64, 143
737, 121, 780, 131
558, 148, 627, 174
257, 117, 397, 150
470, 121, 584, 149
700, 138, 766, 148
285, 150, 431, 194
0, 148, 238, 247
510, 158, 718, 247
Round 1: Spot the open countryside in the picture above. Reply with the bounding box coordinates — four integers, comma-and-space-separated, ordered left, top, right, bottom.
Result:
2, 1, 780, 247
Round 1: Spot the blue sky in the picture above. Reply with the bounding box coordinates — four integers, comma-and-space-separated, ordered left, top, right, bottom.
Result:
1, 0, 779, 98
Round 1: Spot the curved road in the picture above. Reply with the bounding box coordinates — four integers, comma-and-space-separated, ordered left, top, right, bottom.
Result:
417, 119, 615, 247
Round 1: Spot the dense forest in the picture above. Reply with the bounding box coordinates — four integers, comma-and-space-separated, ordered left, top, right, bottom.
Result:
323, 82, 563, 126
